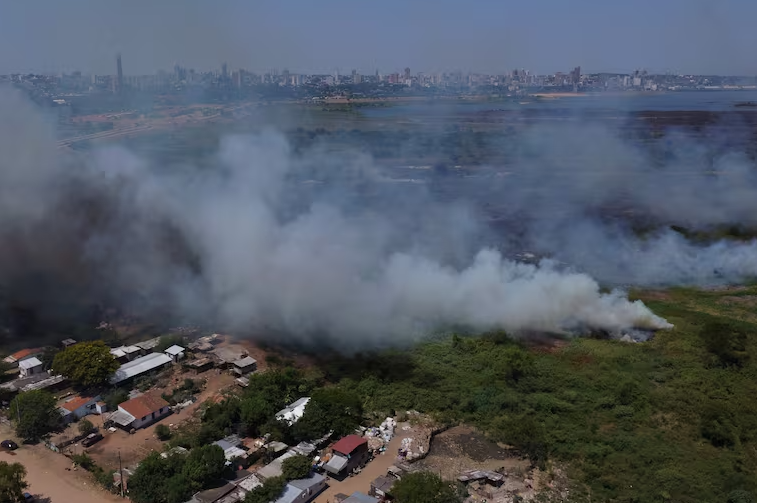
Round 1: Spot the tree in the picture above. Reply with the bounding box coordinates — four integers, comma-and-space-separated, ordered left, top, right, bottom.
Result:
281, 454, 312, 481
700, 320, 749, 368
10, 390, 60, 442
127, 452, 178, 503
0, 461, 28, 503
103, 388, 129, 411
292, 387, 362, 441
52, 340, 119, 388
156, 424, 172, 441
390, 472, 461, 503
181, 444, 226, 491
244, 476, 286, 503
78, 418, 95, 436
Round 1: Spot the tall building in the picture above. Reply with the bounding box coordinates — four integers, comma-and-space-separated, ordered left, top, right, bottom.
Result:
116, 53, 123, 94
222, 62, 228, 78
404, 67, 411, 80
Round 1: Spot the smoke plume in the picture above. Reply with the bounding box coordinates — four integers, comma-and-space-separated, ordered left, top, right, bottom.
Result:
0, 89, 674, 348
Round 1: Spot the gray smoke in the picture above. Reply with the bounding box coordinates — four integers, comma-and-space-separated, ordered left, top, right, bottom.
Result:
0, 89, 672, 348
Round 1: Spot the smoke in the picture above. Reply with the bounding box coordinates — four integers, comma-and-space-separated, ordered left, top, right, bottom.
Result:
0, 88, 673, 348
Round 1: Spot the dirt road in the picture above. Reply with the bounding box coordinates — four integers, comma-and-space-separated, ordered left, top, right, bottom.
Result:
1, 445, 122, 503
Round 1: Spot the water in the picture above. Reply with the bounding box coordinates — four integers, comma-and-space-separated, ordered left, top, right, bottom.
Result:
361, 90, 757, 119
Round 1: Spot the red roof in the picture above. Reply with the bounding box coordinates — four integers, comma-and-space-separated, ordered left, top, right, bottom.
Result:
332, 435, 367, 455
11, 348, 42, 360
119, 394, 169, 419
61, 396, 95, 412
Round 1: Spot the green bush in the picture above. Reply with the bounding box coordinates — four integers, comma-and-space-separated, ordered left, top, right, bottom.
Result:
156, 424, 172, 441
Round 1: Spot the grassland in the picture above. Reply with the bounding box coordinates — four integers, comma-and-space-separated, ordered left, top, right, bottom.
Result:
313, 285, 757, 502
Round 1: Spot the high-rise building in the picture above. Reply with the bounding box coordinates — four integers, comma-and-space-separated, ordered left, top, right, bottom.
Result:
222, 62, 228, 78
116, 53, 123, 94
404, 67, 411, 80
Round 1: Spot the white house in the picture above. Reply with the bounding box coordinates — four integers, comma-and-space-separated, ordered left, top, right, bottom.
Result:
18, 357, 44, 378
164, 345, 185, 363
59, 395, 101, 424
109, 352, 173, 385
108, 394, 171, 430
232, 356, 257, 376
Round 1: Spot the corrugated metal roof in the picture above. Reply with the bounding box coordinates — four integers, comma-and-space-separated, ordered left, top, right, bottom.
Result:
19, 357, 42, 370
110, 353, 172, 384
165, 345, 185, 356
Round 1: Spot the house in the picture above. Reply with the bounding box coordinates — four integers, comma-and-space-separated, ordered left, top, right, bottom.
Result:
338, 492, 380, 503
3, 348, 43, 367
257, 450, 297, 480
95, 401, 108, 415
135, 337, 161, 352
275, 397, 310, 426
231, 356, 257, 376
109, 393, 171, 430
109, 345, 143, 363
457, 470, 505, 487
235, 473, 263, 493
18, 357, 43, 378
109, 352, 173, 385
370, 476, 397, 499
59, 395, 101, 424
185, 357, 215, 374
61, 338, 77, 348
187, 483, 243, 503
213, 435, 248, 462
164, 345, 186, 363
211, 345, 248, 366
274, 473, 326, 503
323, 435, 370, 478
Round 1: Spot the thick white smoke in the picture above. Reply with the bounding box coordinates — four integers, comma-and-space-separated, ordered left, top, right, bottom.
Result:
0, 89, 672, 348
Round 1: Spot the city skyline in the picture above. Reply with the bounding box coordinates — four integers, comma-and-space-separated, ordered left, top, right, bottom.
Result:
1, 0, 757, 76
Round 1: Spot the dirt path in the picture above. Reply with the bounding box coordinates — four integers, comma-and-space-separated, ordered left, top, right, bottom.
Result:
314, 434, 404, 503
1, 445, 122, 502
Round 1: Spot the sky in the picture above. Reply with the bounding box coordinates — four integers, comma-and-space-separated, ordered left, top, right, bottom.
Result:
1, 0, 756, 76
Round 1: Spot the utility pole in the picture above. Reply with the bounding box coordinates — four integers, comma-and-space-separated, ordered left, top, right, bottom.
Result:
119, 449, 124, 498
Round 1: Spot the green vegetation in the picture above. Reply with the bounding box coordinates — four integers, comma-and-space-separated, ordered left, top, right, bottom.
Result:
52, 340, 119, 388
389, 471, 461, 503
71, 452, 115, 490
310, 286, 757, 502
162, 378, 201, 405
156, 424, 172, 441
77, 418, 95, 436
281, 454, 312, 481
155, 335, 185, 353
0, 461, 28, 503
244, 476, 286, 503
127, 445, 226, 503
10, 390, 60, 442
103, 388, 129, 411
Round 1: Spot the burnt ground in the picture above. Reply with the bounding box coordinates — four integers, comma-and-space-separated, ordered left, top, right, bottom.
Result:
414, 425, 530, 480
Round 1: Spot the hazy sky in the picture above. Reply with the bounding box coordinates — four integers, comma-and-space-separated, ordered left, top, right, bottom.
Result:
1, 0, 756, 76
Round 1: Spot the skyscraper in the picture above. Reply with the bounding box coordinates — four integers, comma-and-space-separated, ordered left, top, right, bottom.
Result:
116, 53, 123, 94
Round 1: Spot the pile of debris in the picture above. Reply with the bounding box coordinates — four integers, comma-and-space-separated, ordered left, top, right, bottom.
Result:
364, 417, 397, 452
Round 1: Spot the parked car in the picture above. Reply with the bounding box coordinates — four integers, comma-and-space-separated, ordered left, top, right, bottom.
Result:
1, 440, 18, 450
22, 492, 34, 502
81, 432, 103, 447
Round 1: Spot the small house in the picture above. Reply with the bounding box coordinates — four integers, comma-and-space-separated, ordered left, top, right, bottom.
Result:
274, 473, 326, 503
323, 435, 370, 479
18, 357, 43, 378
370, 476, 397, 499
59, 395, 101, 424
340, 493, 380, 503
275, 397, 310, 425
185, 357, 215, 374
213, 435, 248, 462
231, 356, 257, 376
4, 348, 43, 367
211, 345, 248, 367
61, 338, 77, 349
164, 344, 186, 363
109, 393, 171, 430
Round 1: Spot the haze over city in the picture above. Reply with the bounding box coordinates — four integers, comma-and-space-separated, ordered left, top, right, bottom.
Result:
2, 0, 757, 75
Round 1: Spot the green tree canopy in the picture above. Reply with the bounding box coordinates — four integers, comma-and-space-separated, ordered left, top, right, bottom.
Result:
0, 461, 28, 503
292, 387, 362, 441
128, 452, 193, 503
389, 471, 461, 503
281, 454, 312, 481
181, 444, 226, 491
10, 390, 60, 442
244, 476, 286, 503
52, 340, 120, 388
78, 418, 95, 436
156, 424, 172, 441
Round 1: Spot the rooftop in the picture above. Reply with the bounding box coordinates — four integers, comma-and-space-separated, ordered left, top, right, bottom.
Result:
110, 352, 172, 384
332, 435, 367, 456
119, 394, 169, 419
164, 344, 185, 356
7, 348, 42, 362
211, 345, 247, 364
60, 395, 95, 412
342, 492, 379, 503
18, 357, 43, 370
232, 356, 257, 368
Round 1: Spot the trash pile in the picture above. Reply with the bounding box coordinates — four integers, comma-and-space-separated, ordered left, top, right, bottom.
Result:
365, 417, 397, 453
